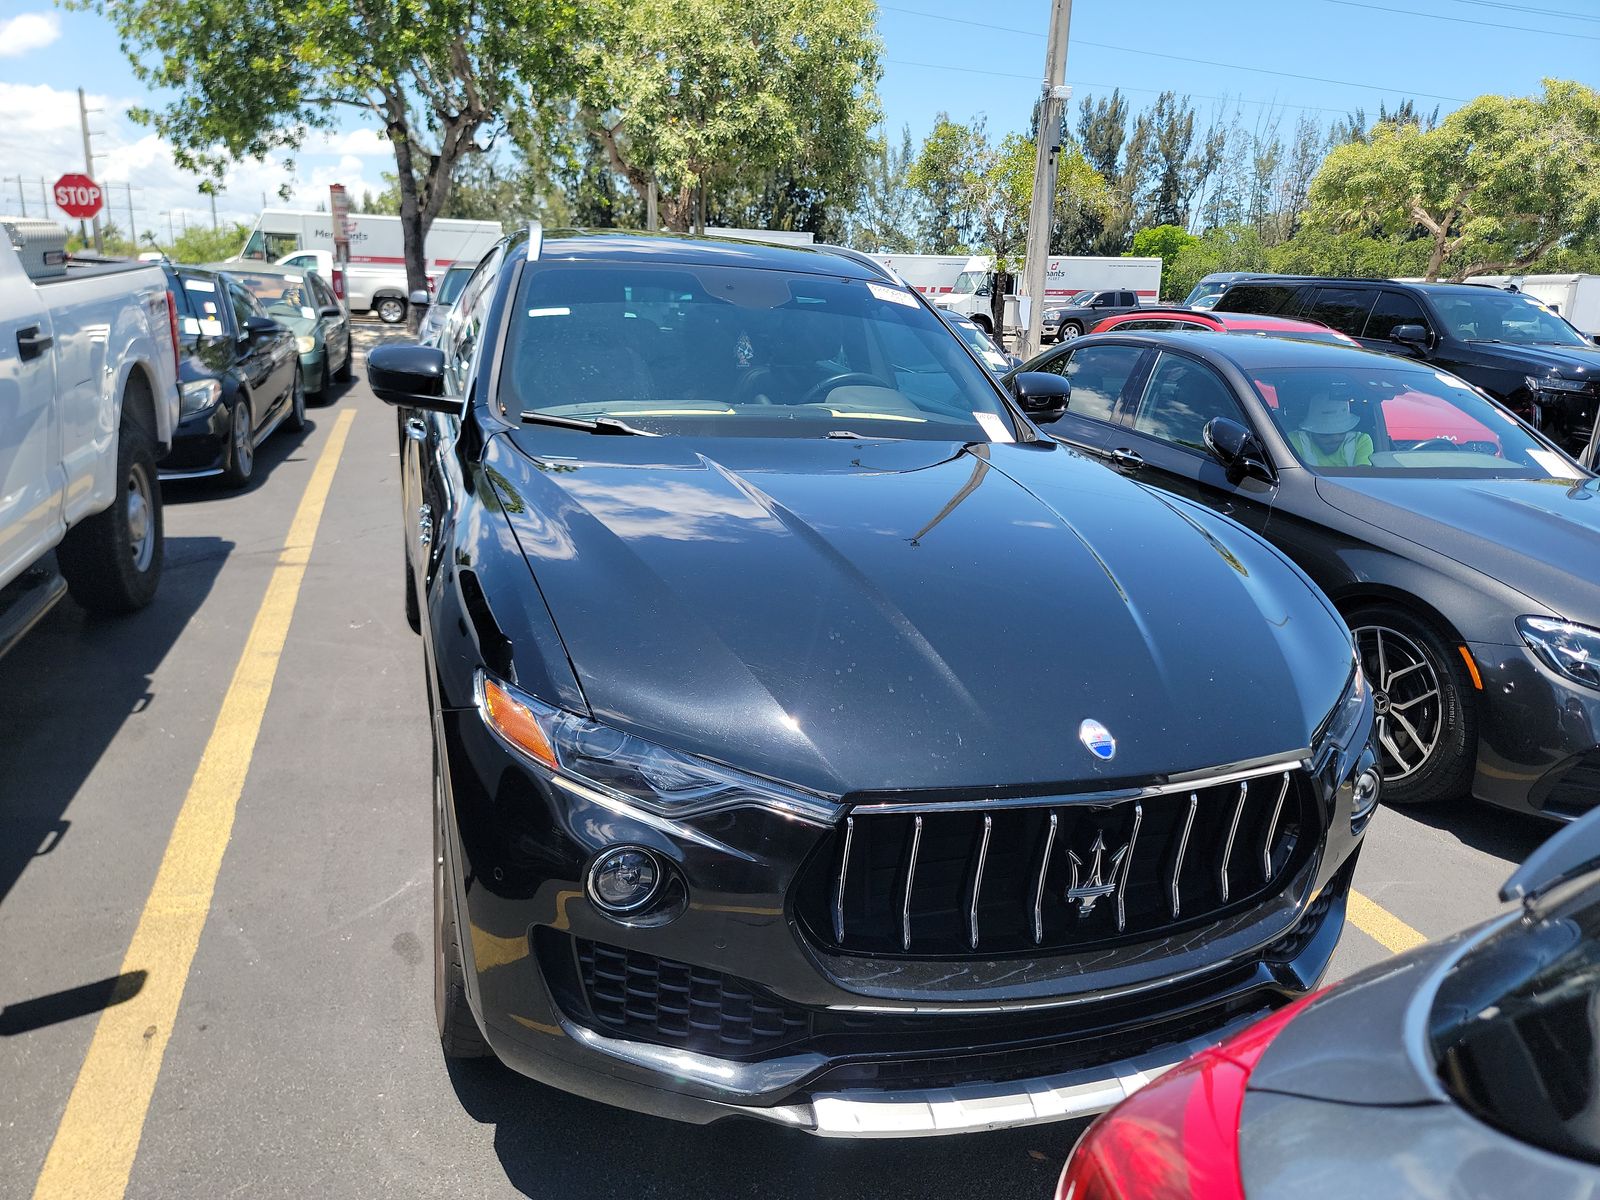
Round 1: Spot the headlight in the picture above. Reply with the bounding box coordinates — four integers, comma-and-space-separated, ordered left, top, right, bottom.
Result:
1525, 375, 1589, 394
179, 378, 221, 415
1321, 656, 1370, 749
476, 671, 834, 821
295, 335, 316, 354
1518, 616, 1600, 690
1044, 309, 1062, 321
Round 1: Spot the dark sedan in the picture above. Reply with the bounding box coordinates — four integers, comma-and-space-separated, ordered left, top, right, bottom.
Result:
159, 265, 305, 487
212, 261, 352, 399
367, 229, 1375, 1135
1057, 809, 1600, 1198
1015, 331, 1600, 817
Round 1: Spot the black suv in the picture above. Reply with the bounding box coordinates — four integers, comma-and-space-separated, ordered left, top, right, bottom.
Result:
1043, 289, 1143, 343
1215, 277, 1600, 452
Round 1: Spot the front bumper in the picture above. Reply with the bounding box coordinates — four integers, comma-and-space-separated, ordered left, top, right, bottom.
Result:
158, 401, 231, 478
1468, 639, 1600, 819
438, 700, 1369, 1134
299, 348, 328, 394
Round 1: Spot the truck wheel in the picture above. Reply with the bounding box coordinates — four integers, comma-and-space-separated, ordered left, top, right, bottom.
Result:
223, 401, 255, 489
376, 296, 407, 325
1349, 604, 1477, 805
57, 418, 163, 614
1060, 321, 1084, 341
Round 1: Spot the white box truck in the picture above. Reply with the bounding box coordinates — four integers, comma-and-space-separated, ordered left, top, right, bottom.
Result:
235, 209, 502, 324
865, 254, 973, 296
932, 255, 1163, 332
1467, 274, 1600, 341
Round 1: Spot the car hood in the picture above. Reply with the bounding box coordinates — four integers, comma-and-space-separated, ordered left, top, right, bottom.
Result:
1472, 340, 1600, 378
485, 431, 1352, 797
1315, 474, 1600, 625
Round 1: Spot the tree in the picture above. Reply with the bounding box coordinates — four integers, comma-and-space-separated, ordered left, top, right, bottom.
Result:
577, 0, 880, 234
167, 221, 255, 264
1129, 224, 1197, 294
908, 115, 974, 252
1311, 79, 1600, 280
846, 127, 924, 252
1140, 92, 1197, 228
89, 0, 589, 297
1164, 224, 1270, 305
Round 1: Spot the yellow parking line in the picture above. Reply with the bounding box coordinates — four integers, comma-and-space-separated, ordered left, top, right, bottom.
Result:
1347, 889, 1428, 954
31, 409, 357, 1200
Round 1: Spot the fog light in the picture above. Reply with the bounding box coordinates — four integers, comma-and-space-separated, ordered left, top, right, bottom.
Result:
1352, 766, 1381, 832
588, 846, 662, 914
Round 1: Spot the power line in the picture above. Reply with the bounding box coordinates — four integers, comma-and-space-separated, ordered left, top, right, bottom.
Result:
1443, 0, 1600, 22
877, 4, 1467, 102
1317, 0, 1600, 40
884, 59, 1369, 118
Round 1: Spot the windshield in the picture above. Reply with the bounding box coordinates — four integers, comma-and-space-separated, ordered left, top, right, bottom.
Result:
1184, 281, 1227, 307
501, 263, 1017, 441
950, 270, 985, 295
1252, 363, 1584, 478
225, 269, 318, 333
1064, 290, 1094, 306
436, 266, 473, 307
1432, 290, 1590, 347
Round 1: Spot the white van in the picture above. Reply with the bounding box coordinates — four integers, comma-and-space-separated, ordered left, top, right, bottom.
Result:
236, 209, 502, 324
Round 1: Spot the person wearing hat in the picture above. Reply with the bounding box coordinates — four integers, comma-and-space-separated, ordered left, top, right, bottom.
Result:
1289, 389, 1373, 467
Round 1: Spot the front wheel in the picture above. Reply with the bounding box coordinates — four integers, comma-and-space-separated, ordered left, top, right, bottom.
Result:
375, 296, 407, 325
1060, 321, 1084, 341
286, 375, 307, 432
222, 400, 255, 488
57, 417, 163, 613
1350, 605, 1477, 805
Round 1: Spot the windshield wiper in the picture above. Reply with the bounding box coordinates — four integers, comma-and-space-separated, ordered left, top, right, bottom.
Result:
519, 411, 656, 436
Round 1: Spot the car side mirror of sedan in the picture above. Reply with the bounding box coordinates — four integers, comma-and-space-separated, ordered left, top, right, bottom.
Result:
241, 314, 280, 342
1008, 371, 1071, 424
318, 304, 344, 319
1591, 333, 1600, 347
1203, 416, 1277, 485
1390, 323, 1431, 352
368, 343, 458, 413
409, 289, 431, 307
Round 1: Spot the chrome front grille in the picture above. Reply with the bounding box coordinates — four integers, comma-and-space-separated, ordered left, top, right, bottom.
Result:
798, 765, 1314, 958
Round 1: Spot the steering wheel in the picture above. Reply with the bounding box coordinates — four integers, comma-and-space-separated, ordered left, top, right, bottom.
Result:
798, 372, 895, 407
732, 366, 776, 405
1407, 438, 1458, 452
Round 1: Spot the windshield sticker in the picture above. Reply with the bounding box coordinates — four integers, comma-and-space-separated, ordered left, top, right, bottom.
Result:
1529, 449, 1584, 480
285, 274, 302, 283
527, 306, 572, 318
180, 317, 201, 335
974, 411, 1015, 443
868, 282, 918, 308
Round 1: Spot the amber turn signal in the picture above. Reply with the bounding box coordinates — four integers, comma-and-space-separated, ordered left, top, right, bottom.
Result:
481, 675, 558, 768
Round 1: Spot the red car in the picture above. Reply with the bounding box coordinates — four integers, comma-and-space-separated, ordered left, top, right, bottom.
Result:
1089, 307, 1359, 346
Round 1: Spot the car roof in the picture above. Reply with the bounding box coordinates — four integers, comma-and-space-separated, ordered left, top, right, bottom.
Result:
1228, 275, 1507, 297
1076, 329, 1429, 370
514, 228, 893, 284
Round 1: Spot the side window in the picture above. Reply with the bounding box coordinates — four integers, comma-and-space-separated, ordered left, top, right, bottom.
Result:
284, 254, 316, 270
1048, 344, 1146, 423
1121, 292, 1137, 306
1131, 352, 1250, 453
1305, 287, 1377, 336
444, 247, 504, 394
309, 275, 335, 309
226, 281, 260, 330
1363, 291, 1432, 341
1215, 283, 1299, 316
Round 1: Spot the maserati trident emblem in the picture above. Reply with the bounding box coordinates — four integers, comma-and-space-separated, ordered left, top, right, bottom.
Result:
1079, 718, 1116, 760
1066, 831, 1130, 919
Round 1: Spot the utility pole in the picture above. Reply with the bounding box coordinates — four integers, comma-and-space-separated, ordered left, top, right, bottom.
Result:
125, 183, 136, 248
77, 87, 104, 253
1018, 0, 1072, 361
14, 175, 25, 216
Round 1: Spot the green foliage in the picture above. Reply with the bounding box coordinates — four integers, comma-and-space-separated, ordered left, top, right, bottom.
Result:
1264, 224, 1430, 279
1128, 224, 1197, 283
169, 222, 255, 264
576, 0, 881, 233
847, 127, 923, 253
1311, 79, 1600, 279
1164, 224, 1270, 302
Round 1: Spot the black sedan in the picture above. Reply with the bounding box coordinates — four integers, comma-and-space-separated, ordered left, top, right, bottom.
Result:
1014, 331, 1600, 817
368, 229, 1376, 1136
211, 261, 352, 400
1057, 809, 1600, 1198
159, 265, 305, 487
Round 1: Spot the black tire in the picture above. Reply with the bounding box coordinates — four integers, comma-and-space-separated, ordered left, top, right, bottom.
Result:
57, 416, 163, 614
1348, 603, 1477, 806
314, 359, 332, 406
1061, 321, 1084, 341
435, 748, 491, 1057
335, 337, 354, 381
376, 296, 407, 325
222, 400, 255, 489
404, 544, 421, 634
285, 374, 308, 433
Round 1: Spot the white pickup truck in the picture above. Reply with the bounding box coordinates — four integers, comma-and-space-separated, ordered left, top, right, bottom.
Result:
0, 218, 181, 653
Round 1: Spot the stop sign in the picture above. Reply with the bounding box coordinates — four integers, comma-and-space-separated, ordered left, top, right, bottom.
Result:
54, 173, 103, 220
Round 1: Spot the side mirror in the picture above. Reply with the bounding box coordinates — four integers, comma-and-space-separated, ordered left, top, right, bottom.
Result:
1203, 416, 1277, 485
409, 289, 431, 307
367, 343, 457, 413
1591, 333, 1600, 347
241, 314, 280, 342
1390, 323, 1431, 351
318, 304, 344, 319
1008, 371, 1071, 424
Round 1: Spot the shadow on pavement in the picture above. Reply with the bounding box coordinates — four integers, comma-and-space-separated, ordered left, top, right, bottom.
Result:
159, 410, 319, 503
0, 969, 147, 1036
447, 1057, 1072, 1200
1400, 796, 1555, 871
0, 533, 230, 909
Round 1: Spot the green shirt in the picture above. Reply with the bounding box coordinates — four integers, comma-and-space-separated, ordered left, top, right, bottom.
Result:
1290, 429, 1374, 467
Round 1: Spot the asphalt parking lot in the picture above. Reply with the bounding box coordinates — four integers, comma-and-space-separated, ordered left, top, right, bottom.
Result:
0, 323, 1561, 1200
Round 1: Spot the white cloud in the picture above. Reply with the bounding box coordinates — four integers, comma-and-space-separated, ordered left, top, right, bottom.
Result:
0, 81, 393, 240
0, 12, 61, 57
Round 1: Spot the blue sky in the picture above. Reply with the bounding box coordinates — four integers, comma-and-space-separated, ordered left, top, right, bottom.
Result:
2, 0, 1598, 234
